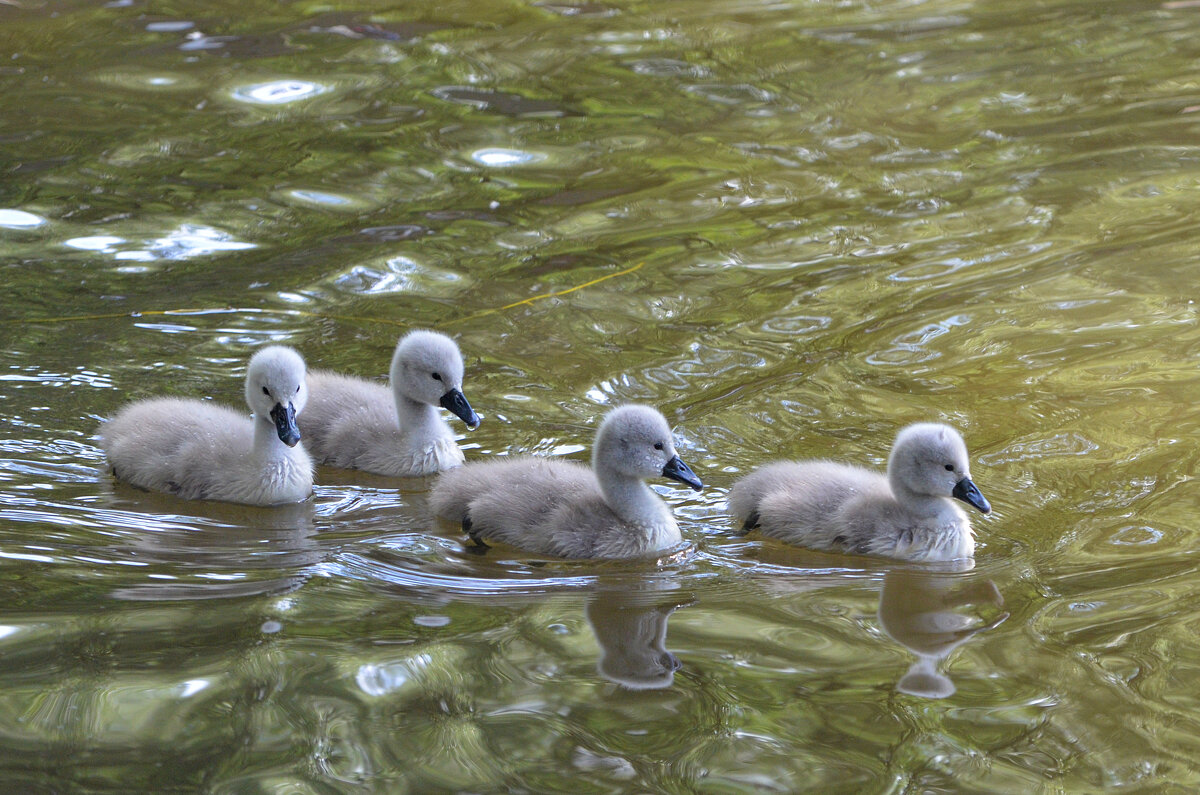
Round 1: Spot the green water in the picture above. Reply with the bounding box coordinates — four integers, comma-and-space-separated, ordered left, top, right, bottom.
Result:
3, 0, 1200, 790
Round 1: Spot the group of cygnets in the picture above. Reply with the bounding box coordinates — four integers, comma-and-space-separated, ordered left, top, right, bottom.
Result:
100, 331, 991, 563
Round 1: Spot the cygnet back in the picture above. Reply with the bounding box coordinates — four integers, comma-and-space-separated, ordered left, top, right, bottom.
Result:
100, 345, 313, 506
299, 330, 478, 476
430, 404, 703, 559
727, 423, 989, 562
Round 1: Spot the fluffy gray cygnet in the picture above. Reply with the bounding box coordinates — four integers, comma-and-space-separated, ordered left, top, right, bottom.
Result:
298, 330, 479, 477
100, 345, 313, 506
430, 404, 703, 559
727, 423, 990, 562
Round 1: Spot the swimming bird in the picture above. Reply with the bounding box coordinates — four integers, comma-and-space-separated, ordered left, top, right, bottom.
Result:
298, 330, 479, 476
727, 423, 990, 562
430, 404, 703, 558
100, 345, 313, 506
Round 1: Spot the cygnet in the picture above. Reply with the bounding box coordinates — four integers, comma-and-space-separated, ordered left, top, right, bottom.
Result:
727, 423, 990, 562
100, 345, 313, 506
430, 404, 703, 558
298, 330, 479, 476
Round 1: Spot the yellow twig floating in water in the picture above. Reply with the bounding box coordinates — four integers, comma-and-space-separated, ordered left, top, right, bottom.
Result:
2, 261, 645, 330
440, 261, 644, 327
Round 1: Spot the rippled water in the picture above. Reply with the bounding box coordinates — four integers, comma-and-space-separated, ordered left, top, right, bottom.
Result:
4, 0, 1200, 790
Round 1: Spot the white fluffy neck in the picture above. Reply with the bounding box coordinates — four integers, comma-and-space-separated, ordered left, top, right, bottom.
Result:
394, 392, 443, 440
246, 412, 312, 504
253, 414, 293, 461
890, 479, 947, 519
598, 471, 672, 529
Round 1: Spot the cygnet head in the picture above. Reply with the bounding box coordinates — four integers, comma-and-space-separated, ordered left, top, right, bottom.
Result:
887, 423, 990, 513
389, 330, 479, 429
592, 405, 703, 491
245, 345, 308, 447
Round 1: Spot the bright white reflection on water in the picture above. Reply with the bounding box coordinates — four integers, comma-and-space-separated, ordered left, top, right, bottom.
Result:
470, 147, 546, 167
230, 80, 330, 105
64, 236, 126, 252
0, 209, 46, 228
63, 225, 255, 260
288, 189, 354, 206
179, 679, 209, 697
145, 20, 194, 32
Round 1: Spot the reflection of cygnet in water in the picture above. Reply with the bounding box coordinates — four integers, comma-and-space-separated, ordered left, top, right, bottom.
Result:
106, 499, 320, 601
877, 566, 1007, 699
584, 585, 693, 690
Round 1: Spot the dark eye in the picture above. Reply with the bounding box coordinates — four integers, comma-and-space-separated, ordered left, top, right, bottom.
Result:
654, 442, 664, 450
295, 385, 300, 394
431, 372, 442, 381
262, 386, 270, 396
944, 464, 954, 471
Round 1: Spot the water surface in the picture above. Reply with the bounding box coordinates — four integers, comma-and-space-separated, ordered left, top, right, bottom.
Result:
4, 0, 1200, 790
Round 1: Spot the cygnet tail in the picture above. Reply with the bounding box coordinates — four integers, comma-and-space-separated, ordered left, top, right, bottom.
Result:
429, 469, 471, 523
725, 478, 764, 531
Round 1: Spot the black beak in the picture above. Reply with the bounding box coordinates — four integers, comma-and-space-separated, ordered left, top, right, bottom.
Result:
662, 455, 703, 492
269, 402, 301, 447
439, 388, 479, 429
952, 476, 990, 514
